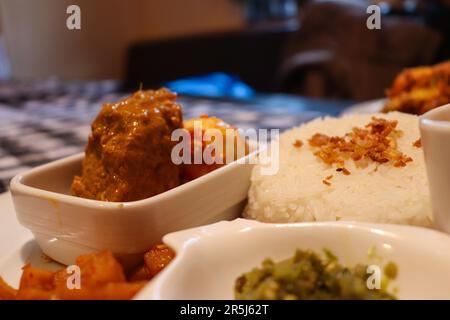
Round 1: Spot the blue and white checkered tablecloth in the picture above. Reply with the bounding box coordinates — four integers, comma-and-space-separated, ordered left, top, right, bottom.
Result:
0, 79, 349, 193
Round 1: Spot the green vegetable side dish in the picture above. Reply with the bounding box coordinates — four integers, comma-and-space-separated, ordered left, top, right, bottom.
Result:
234, 249, 397, 300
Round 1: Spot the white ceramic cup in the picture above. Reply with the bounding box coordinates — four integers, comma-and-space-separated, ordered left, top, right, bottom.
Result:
420, 103, 450, 233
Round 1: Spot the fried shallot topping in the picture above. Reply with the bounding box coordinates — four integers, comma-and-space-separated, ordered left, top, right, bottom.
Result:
308, 117, 413, 168
413, 138, 422, 148
293, 139, 303, 148
322, 174, 333, 186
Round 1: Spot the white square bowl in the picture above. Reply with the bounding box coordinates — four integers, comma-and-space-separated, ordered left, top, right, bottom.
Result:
10, 149, 258, 267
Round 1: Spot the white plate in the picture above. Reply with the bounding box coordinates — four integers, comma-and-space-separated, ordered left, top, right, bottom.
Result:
341, 99, 386, 115
136, 218, 450, 300
4, 191, 450, 300
0, 192, 62, 288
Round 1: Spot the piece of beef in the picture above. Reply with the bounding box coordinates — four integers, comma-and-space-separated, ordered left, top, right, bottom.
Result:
72, 88, 182, 202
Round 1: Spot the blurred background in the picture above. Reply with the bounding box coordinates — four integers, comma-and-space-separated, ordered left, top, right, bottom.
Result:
0, 0, 448, 100
0, 0, 449, 192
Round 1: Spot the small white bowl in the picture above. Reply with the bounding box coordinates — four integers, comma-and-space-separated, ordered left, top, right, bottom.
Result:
10, 149, 258, 267
136, 218, 450, 300
420, 103, 450, 233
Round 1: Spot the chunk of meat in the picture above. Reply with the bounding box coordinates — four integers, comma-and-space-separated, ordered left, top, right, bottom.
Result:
72, 88, 183, 202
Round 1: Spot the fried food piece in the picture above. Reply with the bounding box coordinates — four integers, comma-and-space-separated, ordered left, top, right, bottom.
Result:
19, 265, 55, 291
72, 88, 183, 202
54, 250, 126, 290
16, 288, 57, 300
76, 250, 126, 286
183, 115, 249, 181
308, 117, 412, 168
144, 244, 176, 278
15, 265, 57, 300
128, 244, 176, 281
7, 250, 145, 300
56, 281, 147, 300
383, 61, 450, 115
1, 247, 175, 300
128, 264, 150, 282
0, 277, 17, 300
53, 250, 142, 300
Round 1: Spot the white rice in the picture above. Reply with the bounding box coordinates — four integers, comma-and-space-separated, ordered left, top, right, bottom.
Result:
244, 112, 432, 227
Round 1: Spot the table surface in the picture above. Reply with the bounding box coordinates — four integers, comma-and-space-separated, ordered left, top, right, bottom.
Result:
0, 79, 352, 193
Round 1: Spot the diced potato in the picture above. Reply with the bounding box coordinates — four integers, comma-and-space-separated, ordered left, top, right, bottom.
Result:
16, 288, 57, 300
54, 250, 138, 299
128, 264, 150, 282
75, 250, 126, 287
1, 249, 169, 300
57, 281, 146, 300
0, 277, 17, 300
144, 244, 175, 278
19, 264, 54, 291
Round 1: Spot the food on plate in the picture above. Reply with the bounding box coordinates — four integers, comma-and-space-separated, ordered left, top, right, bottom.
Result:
0, 277, 17, 300
183, 115, 249, 180
72, 88, 183, 202
0, 245, 175, 300
143, 244, 176, 278
309, 117, 412, 168
383, 61, 450, 115
129, 244, 176, 281
245, 112, 432, 226
71, 88, 246, 202
235, 249, 397, 300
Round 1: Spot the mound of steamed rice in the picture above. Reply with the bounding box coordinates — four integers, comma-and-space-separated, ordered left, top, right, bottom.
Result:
244, 112, 432, 227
